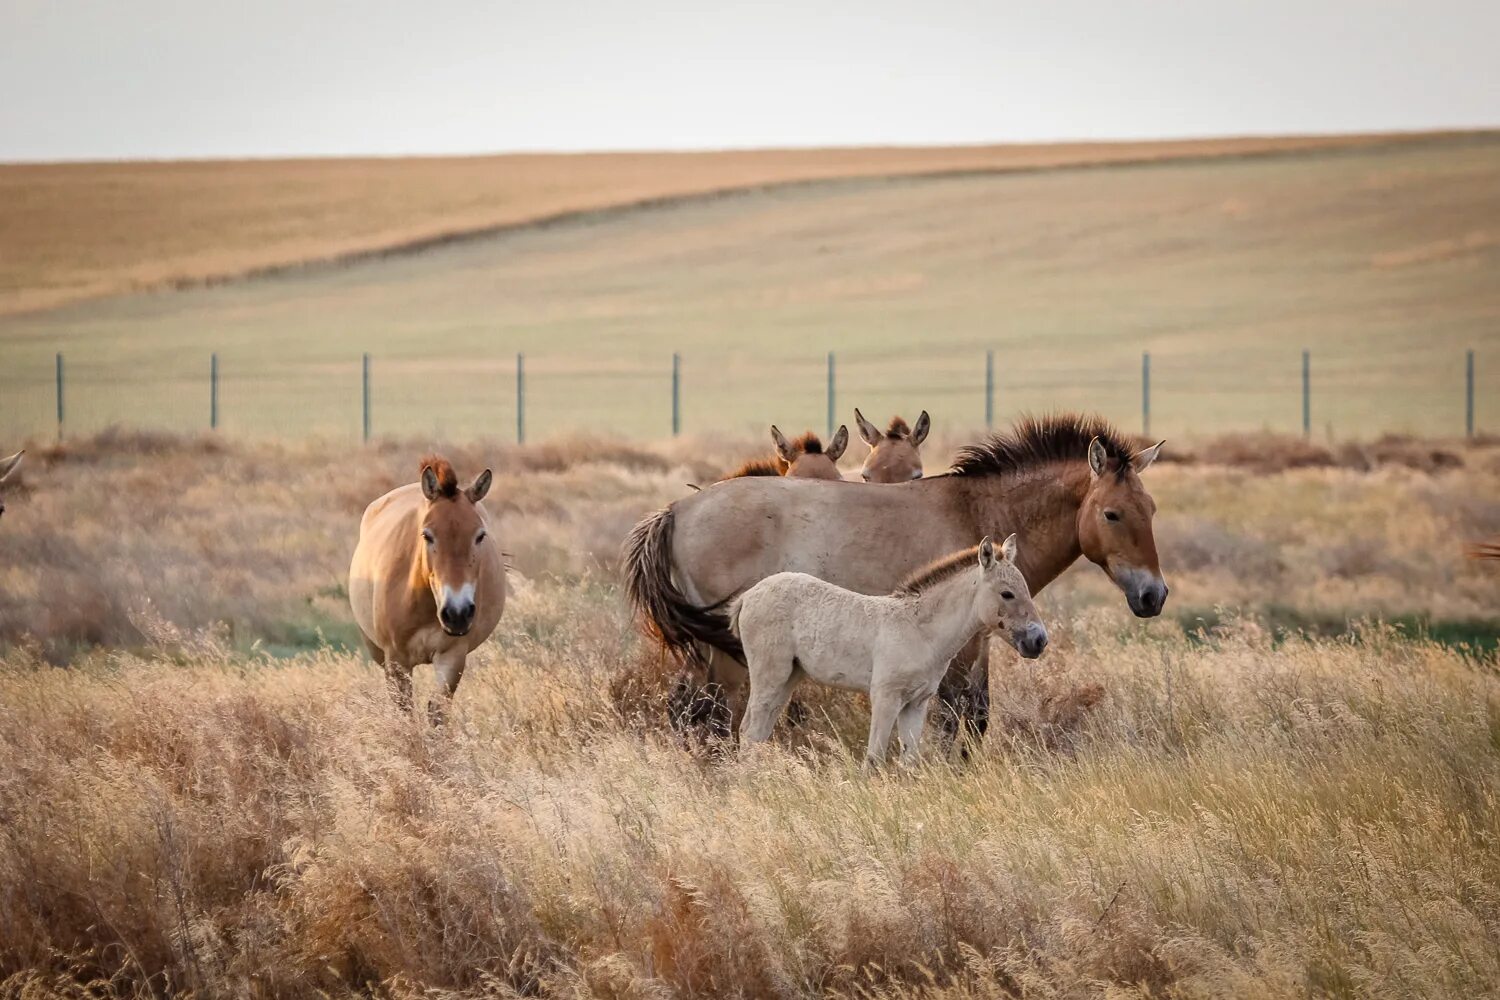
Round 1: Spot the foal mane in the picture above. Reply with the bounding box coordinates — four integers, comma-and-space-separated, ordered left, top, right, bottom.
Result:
420, 454, 460, 498
721, 431, 825, 480
885, 416, 911, 439
950, 413, 1134, 480
892, 545, 980, 596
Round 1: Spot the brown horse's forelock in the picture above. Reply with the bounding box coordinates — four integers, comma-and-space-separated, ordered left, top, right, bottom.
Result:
950, 413, 1134, 480
420, 455, 460, 498
885, 417, 911, 439
892, 545, 981, 596
792, 432, 824, 455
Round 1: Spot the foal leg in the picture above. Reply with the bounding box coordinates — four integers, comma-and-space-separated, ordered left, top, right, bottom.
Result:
896, 696, 932, 767
428, 648, 467, 726
864, 689, 902, 770
741, 656, 798, 744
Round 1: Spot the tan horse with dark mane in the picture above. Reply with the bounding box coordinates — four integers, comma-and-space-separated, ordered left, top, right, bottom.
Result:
854, 409, 928, 482
626, 414, 1167, 744
720, 426, 849, 481
0, 451, 22, 523
350, 456, 506, 721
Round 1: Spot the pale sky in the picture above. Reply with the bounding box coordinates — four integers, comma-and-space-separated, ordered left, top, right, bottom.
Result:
3, 0, 1497, 161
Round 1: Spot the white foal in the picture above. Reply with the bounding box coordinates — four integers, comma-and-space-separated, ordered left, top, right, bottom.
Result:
730, 534, 1047, 766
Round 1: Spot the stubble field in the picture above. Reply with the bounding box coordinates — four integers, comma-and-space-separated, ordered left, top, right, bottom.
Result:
1, 427, 1498, 998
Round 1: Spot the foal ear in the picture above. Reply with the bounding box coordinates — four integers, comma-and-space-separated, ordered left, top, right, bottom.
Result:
910, 410, 931, 446
978, 535, 996, 568
770, 425, 796, 463
466, 469, 493, 503
1087, 437, 1109, 478
1000, 532, 1018, 563
826, 424, 849, 461
1132, 440, 1165, 473
0, 450, 22, 484
421, 466, 442, 501
854, 407, 881, 447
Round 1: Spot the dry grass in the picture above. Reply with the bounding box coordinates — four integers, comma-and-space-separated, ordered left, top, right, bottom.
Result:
0, 134, 1429, 317
1, 430, 1499, 997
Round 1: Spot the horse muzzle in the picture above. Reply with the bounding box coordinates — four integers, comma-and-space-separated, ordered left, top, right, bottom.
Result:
437, 585, 477, 636
1118, 569, 1169, 618
1011, 622, 1049, 660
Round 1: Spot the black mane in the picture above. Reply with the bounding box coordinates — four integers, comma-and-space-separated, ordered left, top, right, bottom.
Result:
950, 413, 1134, 480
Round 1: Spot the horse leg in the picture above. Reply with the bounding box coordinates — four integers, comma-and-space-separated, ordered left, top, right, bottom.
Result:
896, 696, 931, 767
742, 654, 798, 744
936, 633, 989, 759
384, 662, 414, 713
864, 688, 901, 770
428, 648, 467, 726
359, 629, 386, 666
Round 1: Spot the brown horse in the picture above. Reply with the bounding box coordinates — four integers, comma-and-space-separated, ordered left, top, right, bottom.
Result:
626, 414, 1167, 744
349, 456, 506, 721
0, 451, 21, 523
720, 425, 849, 481
854, 409, 929, 482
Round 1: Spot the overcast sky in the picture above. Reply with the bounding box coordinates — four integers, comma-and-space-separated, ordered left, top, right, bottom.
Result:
3, 0, 1497, 161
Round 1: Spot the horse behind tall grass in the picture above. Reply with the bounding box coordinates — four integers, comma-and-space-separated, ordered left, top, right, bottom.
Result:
349, 456, 506, 722
731, 533, 1046, 767
0, 451, 22, 523
720, 425, 849, 481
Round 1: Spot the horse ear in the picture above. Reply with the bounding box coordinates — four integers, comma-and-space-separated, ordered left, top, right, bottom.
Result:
1087, 437, 1109, 478
1000, 532, 1018, 563
826, 425, 849, 461
854, 408, 881, 447
0, 450, 22, 484
421, 466, 441, 501
1132, 440, 1164, 473
770, 425, 795, 463
467, 469, 493, 503
910, 411, 931, 446
978, 535, 996, 568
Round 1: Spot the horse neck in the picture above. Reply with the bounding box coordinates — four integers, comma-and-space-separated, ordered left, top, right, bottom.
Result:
955, 464, 1089, 591
906, 570, 987, 656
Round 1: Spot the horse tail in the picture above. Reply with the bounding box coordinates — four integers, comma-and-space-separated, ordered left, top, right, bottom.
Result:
622, 504, 745, 664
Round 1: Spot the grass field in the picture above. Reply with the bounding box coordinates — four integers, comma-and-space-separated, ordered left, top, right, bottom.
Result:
3, 133, 1498, 444
0, 134, 1427, 317
0, 429, 1498, 997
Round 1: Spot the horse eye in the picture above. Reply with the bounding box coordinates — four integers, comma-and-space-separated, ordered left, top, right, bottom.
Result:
475, 530, 487, 546
1104, 510, 1121, 522
1001, 591, 1015, 600
422, 529, 435, 544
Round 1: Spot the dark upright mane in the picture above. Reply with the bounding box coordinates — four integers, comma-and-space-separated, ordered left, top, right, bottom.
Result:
893, 545, 980, 596
950, 413, 1133, 480
420, 455, 460, 497
885, 417, 911, 439
791, 431, 824, 454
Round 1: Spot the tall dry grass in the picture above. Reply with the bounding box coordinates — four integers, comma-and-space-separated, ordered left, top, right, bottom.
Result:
1, 429, 1498, 997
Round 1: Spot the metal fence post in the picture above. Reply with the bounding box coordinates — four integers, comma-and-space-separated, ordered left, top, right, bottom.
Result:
985, 350, 994, 429
1467, 349, 1475, 439
1142, 351, 1151, 437
826, 351, 836, 439
671, 352, 681, 436
516, 353, 526, 444
55, 352, 64, 442
1301, 349, 1311, 438
361, 352, 371, 443
210, 353, 219, 431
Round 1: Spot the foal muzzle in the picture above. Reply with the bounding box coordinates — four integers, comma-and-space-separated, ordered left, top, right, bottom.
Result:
1011, 622, 1049, 660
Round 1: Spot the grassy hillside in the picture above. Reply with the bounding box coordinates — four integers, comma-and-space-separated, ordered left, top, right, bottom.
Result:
2, 134, 1498, 443
0, 134, 1418, 316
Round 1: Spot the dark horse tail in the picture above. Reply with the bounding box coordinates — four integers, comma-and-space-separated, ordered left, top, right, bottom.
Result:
623, 504, 745, 664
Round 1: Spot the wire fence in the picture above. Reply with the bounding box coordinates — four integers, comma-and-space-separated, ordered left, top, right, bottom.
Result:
0, 346, 1487, 445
